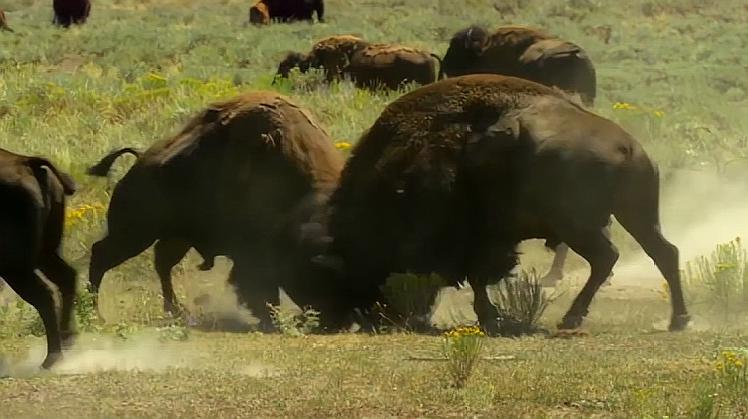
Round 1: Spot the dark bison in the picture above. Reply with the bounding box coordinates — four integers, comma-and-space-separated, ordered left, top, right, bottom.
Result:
1, 9, 14, 32
53, 0, 91, 27
87, 91, 344, 329
274, 36, 441, 90
249, 0, 324, 25
321, 74, 689, 335
0, 148, 78, 369
441, 25, 597, 106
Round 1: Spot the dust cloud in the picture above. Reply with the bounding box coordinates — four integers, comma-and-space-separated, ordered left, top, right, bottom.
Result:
0, 334, 195, 378
606, 169, 748, 287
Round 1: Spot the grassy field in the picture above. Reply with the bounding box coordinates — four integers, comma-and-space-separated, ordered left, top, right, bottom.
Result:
2, 0, 748, 417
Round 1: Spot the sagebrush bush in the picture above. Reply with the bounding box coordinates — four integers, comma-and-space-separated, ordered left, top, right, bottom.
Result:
684, 237, 748, 320
489, 269, 558, 335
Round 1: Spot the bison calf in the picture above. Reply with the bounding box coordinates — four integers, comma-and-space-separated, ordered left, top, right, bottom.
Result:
0, 148, 78, 369
87, 91, 344, 330
323, 74, 689, 335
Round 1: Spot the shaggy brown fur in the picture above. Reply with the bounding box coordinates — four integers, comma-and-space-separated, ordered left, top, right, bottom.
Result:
0, 9, 14, 32
441, 25, 597, 106
87, 91, 345, 329
0, 148, 78, 369
53, 0, 91, 28
323, 74, 689, 335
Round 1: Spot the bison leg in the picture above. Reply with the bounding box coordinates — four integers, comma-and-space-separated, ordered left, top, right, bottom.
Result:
228, 259, 279, 332
615, 209, 689, 331
557, 225, 619, 330
2, 269, 63, 369
541, 243, 569, 286
153, 239, 191, 316
467, 242, 518, 336
88, 234, 155, 310
39, 254, 78, 348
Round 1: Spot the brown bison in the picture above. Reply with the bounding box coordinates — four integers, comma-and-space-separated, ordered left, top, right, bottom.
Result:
274, 35, 442, 90
441, 25, 597, 106
321, 74, 689, 335
87, 91, 344, 330
0, 148, 78, 369
53, 0, 91, 28
1, 9, 14, 32
249, 0, 324, 25
249, 1, 271, 25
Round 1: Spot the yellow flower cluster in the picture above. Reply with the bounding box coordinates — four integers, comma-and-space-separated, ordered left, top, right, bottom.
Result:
613, 102, 637, 111
715, 348, 747, 372
444, 325, 486, 339
65, 203, 106, 228
335, 141, 352, 151
612, 102, 665, 118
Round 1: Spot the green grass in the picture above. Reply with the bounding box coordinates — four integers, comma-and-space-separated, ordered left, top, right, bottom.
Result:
2, 0, 748, 417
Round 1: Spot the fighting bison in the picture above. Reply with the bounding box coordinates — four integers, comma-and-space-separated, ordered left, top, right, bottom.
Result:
0, 148, 78, 369
321, 74, 689, 335
1, 9, 14, 32
274, 35, 441, 90
249, 0, 324, 25
87, 92, 344, 330
53, 0, 91, 28
441, 25, 597, 106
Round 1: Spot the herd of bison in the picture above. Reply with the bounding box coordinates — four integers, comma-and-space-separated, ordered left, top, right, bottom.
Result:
1, 1, 692, 371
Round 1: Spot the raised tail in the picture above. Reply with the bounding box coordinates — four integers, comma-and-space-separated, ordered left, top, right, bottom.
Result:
87, 147, 140, 177
24, 157, 77, 195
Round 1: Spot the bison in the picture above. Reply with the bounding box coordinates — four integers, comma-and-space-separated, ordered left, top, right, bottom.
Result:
1, 9, 14, 32
87, 91, 345, 329
249, 0, 324, 25
274, 36, 442, 90
248, 1, 271, 25
441, 25, 597, 106
0, 148, 78, 369
53, 0, 91, 28
320, 74, 689, 335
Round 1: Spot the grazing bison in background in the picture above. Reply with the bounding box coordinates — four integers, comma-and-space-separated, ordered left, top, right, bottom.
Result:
1, 9, 14, 32
274, 35, 368, 82
0, 148, 78, 369
87, 92, 345, 330
274, 35, 442, 90
249, 0, 325, 25
53, 0, 91, 27
441, 25, 597, 106
321, 74, 689, 335
248, 1, 271, 25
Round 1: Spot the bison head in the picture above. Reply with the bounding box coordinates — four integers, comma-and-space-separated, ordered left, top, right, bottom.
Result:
273, 52, 311, 83
441, 25, 491, 77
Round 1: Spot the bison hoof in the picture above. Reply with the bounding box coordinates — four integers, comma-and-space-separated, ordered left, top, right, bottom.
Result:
668, 314, 691, 332
557, 314, 584, 330
41, 352, 63, 370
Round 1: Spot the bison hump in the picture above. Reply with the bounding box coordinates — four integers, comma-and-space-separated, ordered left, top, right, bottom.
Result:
520, 39, 584, 65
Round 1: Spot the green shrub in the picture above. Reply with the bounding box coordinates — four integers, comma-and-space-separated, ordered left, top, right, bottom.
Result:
489, 269, 558, 335
441, 325, 485, 389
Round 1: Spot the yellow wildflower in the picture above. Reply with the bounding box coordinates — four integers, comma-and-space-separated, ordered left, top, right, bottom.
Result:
335, 141, 352, 151
653, 110, 665, 118
612, 102, 637, 111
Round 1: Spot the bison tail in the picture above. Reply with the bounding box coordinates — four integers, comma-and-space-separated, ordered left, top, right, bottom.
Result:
25, 157, 77, 195
87, 147, 140, 177
430, 53, 446, 80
